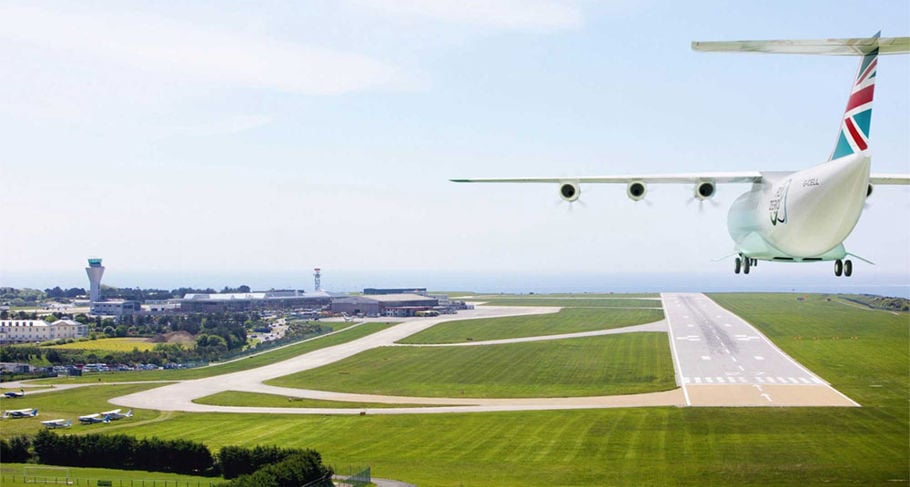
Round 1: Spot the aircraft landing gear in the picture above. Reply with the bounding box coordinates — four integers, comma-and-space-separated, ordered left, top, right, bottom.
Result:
735, 255, 756, 275
834, 259, 853, 277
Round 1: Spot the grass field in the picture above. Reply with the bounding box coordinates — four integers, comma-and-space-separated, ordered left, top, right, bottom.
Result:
0, 463, 219, 487
0, 383, 166, 438
47, 337, 158, 352
31, 322, 396, 384
400, 307, 664, 344
3, 293, 907, 485
266, 333, 676, 398
193, 391, 452, 409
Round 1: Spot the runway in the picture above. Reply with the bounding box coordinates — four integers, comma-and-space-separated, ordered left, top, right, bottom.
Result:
662, 292, 859, 407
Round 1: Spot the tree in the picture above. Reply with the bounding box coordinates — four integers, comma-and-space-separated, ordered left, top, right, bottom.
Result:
0, 435, 31, 463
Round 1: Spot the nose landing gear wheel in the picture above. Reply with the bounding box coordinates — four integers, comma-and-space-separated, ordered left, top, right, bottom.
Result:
834, 259, 843, 277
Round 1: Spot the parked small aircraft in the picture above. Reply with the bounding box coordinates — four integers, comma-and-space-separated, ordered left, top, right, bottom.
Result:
452, 34, 910, 277
100, 408, 133, 420
3, 389, 25, 398
3, 408, 38, 418
78, 413, 111, 425
41, 419, 73, 429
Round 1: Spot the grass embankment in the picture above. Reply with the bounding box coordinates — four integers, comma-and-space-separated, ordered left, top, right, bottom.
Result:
30, 322, 396, 384
0, 463, 218, 487
401, 307, 664, 344
6, 293, 907, 485
193, 391, 450, 409
266, 333, 675, 398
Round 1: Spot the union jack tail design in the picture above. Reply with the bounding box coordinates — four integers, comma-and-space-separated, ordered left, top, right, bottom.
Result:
830, 32, 880, 160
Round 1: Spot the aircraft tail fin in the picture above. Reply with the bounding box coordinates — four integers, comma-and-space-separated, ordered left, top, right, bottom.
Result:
829, 33, 880, 160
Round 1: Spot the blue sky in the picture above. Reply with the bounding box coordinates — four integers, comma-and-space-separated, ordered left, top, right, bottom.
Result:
1, 1, 908, 291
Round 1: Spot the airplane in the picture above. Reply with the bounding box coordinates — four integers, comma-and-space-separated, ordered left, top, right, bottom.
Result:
78, 413, 111, 425
3, 389, 25, 398
3, 408, 38, 418
99, 408, 133, 420
451, 34, 910, 277
41, 419, 73, 429
342, 313, 355, 323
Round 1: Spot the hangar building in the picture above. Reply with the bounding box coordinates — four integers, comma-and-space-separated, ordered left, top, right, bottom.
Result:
331, 293, 439, 317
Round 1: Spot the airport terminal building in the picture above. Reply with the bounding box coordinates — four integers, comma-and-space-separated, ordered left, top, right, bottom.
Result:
179, 290, 333, 313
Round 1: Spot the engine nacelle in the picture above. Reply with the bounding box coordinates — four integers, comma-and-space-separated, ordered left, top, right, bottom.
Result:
559, 182, 581, 202
694, 180, 716, 200
626, 181, 647, 201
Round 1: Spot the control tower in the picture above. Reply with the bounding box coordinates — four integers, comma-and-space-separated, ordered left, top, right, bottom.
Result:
85, 258, 105, 304
313, 267, 321, 292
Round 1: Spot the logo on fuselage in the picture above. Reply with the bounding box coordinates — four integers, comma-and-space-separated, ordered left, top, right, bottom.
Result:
769, 180, 791, 226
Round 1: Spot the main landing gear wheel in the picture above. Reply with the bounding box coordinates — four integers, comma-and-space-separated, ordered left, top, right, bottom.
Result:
743, 256, 751, 274
735, 257, 742, 274
844, 259, 853, 277
834, 259, 843, 277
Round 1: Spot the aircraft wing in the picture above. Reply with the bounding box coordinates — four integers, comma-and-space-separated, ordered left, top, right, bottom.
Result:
870, 174, 910, 185
450, 172, 763, 184
692, 36, 910, 56
451, 172, 763, 203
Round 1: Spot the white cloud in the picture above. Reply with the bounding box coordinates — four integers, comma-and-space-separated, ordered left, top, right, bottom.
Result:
352, 0, 584, 31
0, 5, 404, 95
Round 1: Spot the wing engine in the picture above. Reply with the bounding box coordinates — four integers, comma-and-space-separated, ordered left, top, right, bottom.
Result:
694, 180, 717, 200
626, 181, 647, 201
559, 181, 580, 202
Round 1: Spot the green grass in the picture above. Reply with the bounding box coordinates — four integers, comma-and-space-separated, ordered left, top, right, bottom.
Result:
114, 405, 908, 486
0, 463, 219, 487
32, 322, 397, 384
266, 333, 675, 398
469, 296, 661, 308
457, 292, 659, 299
400, 307, 663, 344
4, 293, 907, 486
47, 337, 158, 352
193, 391, 451, 409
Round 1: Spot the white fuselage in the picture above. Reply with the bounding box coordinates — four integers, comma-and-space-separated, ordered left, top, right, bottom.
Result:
727, 152, 871, 261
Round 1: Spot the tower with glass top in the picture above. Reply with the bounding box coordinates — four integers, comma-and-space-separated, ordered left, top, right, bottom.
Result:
85, 258, 105, 304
